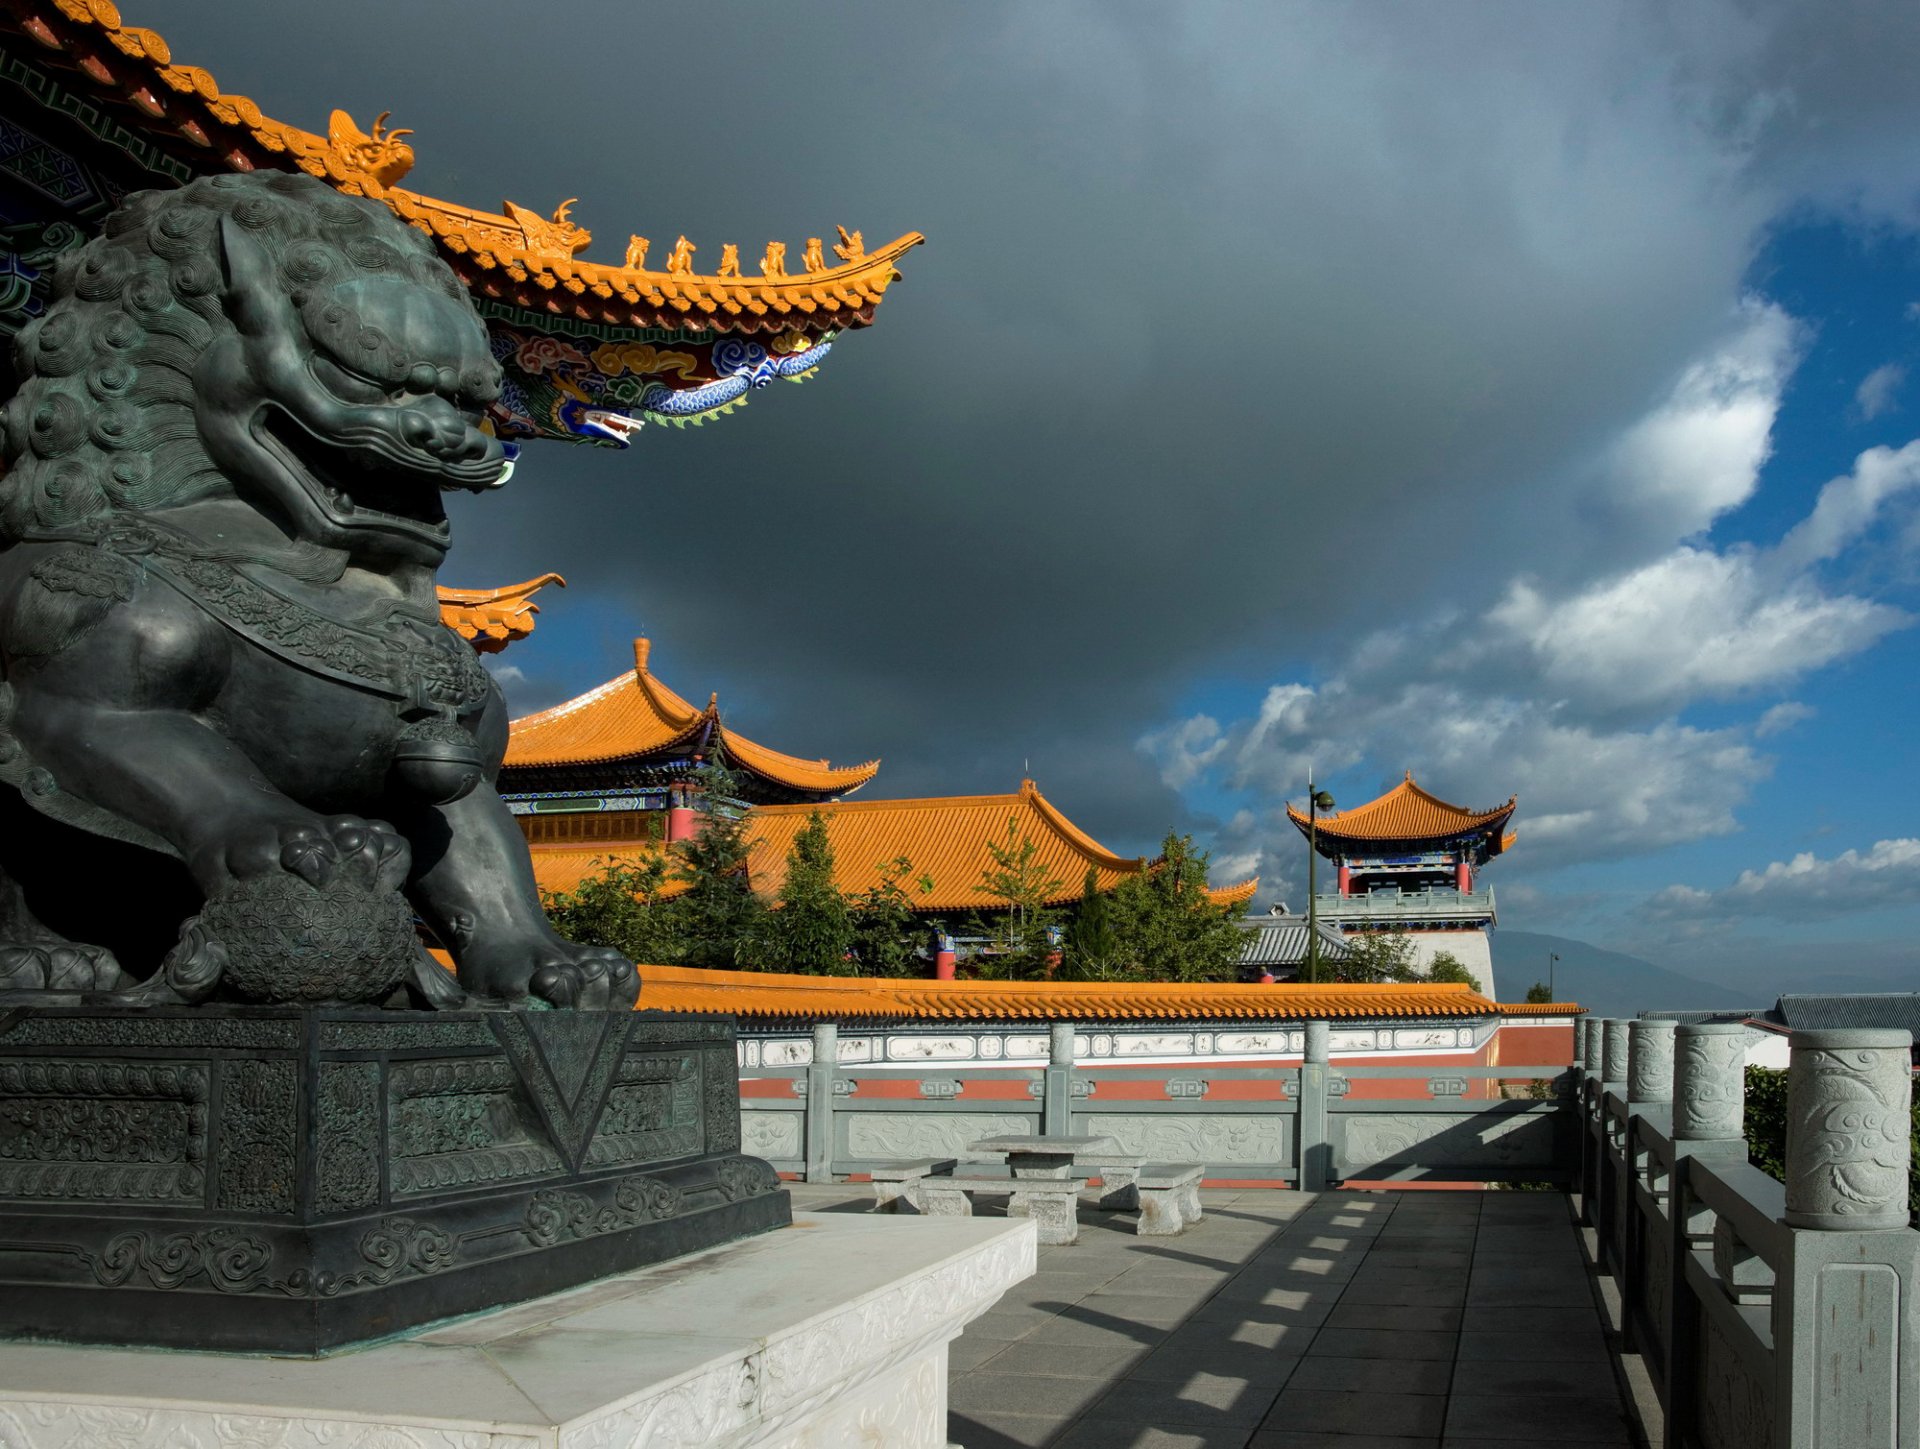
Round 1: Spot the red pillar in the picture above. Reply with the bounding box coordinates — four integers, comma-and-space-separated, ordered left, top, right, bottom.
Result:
934, 929, 957, 980
1456, 860, 1472, 893
1337, 863, 1351, 896
666, 806, 696, 842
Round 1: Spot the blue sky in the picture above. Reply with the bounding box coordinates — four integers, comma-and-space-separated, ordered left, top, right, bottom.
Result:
159, 2, 1920, 998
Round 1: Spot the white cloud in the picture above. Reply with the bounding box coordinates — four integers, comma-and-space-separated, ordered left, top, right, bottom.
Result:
1653, 838, 1920, 921
1774, 439, 1920, 570
1856, 362, 1907, 420
483, 662, 528, 690
1138, 714, 1227, 790
1754, 701, 1814, 737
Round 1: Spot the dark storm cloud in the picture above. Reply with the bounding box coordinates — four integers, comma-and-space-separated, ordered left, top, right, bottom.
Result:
157, 1, 1920, 862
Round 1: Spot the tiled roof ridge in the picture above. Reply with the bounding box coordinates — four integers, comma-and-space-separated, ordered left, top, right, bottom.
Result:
1286, 772, 1517, 835
436, 573, 564, 654
17, 1, 923, 328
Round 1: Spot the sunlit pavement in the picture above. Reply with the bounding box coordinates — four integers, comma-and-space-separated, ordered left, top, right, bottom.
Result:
786, 1183, 1638, 1449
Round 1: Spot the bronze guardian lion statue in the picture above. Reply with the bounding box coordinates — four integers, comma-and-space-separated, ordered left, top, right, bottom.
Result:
0, 171, 635, 1010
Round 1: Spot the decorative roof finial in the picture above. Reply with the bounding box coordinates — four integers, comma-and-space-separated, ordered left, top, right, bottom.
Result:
624, 235, 650, 270
802, 237, 826, 273
325, 108, 415, 189
718, 243, 741, 278
761, 240, 788, 278
503, 199, 591, 259
666, 236, 696, 275
833, 226, 865, 262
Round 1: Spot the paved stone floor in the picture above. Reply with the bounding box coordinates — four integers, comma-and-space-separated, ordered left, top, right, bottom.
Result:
789, 1183, 1641, 1449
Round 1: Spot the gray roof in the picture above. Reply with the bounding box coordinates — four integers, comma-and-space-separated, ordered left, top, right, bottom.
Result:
1238, 914, 1350, 967
1769, 993, 1920, 1035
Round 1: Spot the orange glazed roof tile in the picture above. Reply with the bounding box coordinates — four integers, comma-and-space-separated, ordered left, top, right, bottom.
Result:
1288, 772, 1516, 848
526, 779, 1258, 912
504, 638, 879, 796
632, 965, 1505, 1021
437, 574, 563, 654
10, 1, 922, 335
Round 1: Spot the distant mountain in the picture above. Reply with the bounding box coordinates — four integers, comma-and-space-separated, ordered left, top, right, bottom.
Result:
1493, 931, 1761, 1020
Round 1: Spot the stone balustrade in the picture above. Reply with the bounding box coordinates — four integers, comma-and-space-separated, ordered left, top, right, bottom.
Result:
1579, 1016, 1916, 1449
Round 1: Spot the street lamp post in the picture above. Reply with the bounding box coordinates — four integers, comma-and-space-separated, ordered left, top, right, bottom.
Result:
1549, 951, 1560, 1003
1303, 774, 1336, 984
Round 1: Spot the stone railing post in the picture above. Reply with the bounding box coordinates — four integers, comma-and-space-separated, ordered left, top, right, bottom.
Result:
1663, 1022, 1758, 1446
1775, 1028, 1920, 1448
804, 1020, 838, 1183
1602, 1018, 1630, 1090
1577, 1015, 1605, 1224
1297, 1020, 1332, 1192
1627, 1018, 1676, 1109
1618, 1018, 1676, 1352
1593, 1019, 1630, 1270
1041, 1022, 1077, 1136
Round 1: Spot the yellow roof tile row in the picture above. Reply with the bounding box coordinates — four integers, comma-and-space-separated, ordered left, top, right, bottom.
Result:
436, 575, 563, 654
1288, 772, 1516, 847
23, 1, 921, 333
634, 965, 1555, 1021
528, 778, 1258, 912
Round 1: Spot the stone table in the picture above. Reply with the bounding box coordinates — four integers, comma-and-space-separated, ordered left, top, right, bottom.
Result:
970, 1132, 1119, 1180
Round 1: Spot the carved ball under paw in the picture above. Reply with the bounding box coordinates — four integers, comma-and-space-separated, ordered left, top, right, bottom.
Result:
0, 942, 127, 992
195, 872, 418, 1004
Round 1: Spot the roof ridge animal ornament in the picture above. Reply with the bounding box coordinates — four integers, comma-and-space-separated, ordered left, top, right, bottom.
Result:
0, 171, 636, 1010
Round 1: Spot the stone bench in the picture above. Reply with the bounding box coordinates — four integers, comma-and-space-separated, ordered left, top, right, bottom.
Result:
867, 1158, 957, 1214
921, 1169, 1088, 1246
1075, 1149, 1149, 1210
1135, 1163, 1205, 1236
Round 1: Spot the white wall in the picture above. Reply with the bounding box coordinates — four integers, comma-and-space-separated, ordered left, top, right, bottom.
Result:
1402, 930, 1497, 1002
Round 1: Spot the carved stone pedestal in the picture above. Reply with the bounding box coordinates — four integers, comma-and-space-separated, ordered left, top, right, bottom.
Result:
0, 1005, 788, 1353
0, 1213, 1036, 1449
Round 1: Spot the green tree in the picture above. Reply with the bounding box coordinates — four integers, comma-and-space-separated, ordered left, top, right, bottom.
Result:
1061, 867, 1125, 980
1426, 949, 1483, 993
1106, 832, 1248, 982
1525, 981, 1554, 1004
541, 850, 688, 966
671, 754, 767, 969
758, 811, 853, 974
972, 816, 1064, 978
849, 856, 934, 977
1333, 930, 1420, 983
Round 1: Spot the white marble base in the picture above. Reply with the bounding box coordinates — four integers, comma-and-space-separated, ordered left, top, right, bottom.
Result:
0, 1211, 1036, 1448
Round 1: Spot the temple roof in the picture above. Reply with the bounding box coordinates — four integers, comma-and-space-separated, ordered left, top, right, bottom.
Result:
437, 575, 563, 654
527, 778, 1259, 912
631, 965, 1534, 1021
3, 2, 922, 439
1288, 773, 1516, 854
504, 638, 879, 798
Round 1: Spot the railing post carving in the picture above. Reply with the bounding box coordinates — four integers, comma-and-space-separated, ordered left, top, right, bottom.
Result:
1673, 1023, 1748, 1144
1627, 1018, 1676, 1106
1298, 1020, 1332, 1192
1783, 1027, 1912, 1231
804, 1019, 838, 1182
1042, 1022, 1077, 1137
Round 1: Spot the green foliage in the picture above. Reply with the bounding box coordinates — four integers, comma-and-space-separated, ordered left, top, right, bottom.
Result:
1744, 1064, 1920, 1215
1525, 981, 1555, 1003
1332, 931, 1420, 984
541, 850, 688, 966
1061, 867, 1125, 980
848, 856, 933, 977
757, 811, 853, 974
1105, 832, 1248, 983
670, 755, 767, 969
972, 815, 1065, 978
1426, 950, 1483, 993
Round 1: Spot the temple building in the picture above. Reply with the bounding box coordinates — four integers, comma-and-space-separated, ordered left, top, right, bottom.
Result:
508, 642, 1255, 919
1289, 772, 1516, 999
501, 638, 879, 842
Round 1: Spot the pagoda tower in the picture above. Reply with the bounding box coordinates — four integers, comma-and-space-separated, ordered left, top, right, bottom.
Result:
500, 638, 879, 844
1288, 773, 1516, 999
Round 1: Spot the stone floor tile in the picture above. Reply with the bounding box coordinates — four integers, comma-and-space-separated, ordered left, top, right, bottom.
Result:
951, 1333, 1014, 1372
1337, 1278, 1468, 1307
1463, 1279, 1593, 1307
1266, 1388, 1448, 1438
1307, 1326, 1456, 1360
1325, 1302, 1464, 1332
1459, 1304, 1610, 1334
1450, 1357, 1620, 1398
1027, 1315, 1175, 1350
1454, 1328, 1607, 1361
1176, 1309, 1324, 1351
1443, 1393, 1633, 1444
949, 1370, 1112, 1418
1247, 1433, 1439, 1449
981, 1339, 1151, 1380
1052, 1422, 1261, 1449
1079, 1291, 1212, 1324
1079, 1371, 1284, 1428
947, 1409, 1079, 1447
1129, 1339, 1306, 1386
969, 1307, 1066, 1340
1286, 1355, 1453, 1395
